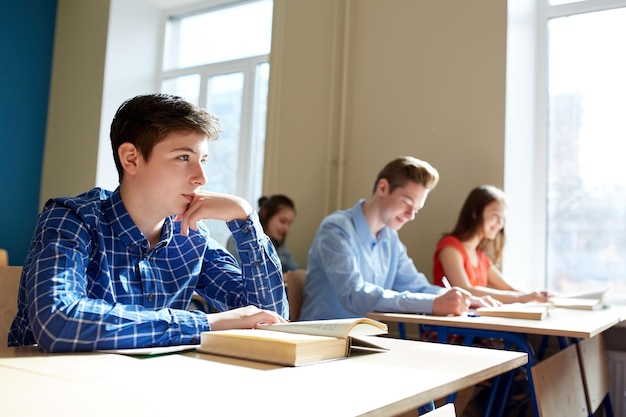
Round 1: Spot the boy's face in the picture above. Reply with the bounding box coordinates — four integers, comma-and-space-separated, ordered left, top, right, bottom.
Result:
378, 180, 430, 231
133, 130, 209, 219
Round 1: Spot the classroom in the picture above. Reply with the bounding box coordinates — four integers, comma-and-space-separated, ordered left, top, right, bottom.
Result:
2, 1, 626, 416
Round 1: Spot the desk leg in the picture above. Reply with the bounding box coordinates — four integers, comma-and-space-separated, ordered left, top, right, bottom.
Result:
417, 324, 541, 417
483, 370, 516, 417
537, 335, 577, 360
398, 322, 407, 339
537, 335, 549, 360
602, 393, 615, 417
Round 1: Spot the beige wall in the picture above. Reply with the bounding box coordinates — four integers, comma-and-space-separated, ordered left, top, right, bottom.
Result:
40, 0, 110, 206
265, 0, 507, 279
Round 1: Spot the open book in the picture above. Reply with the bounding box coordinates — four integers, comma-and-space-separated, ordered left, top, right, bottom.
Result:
550, 297, 607, 310
474, 304, 549, 320
198, 318, 388, 366
550, 288, 608, 310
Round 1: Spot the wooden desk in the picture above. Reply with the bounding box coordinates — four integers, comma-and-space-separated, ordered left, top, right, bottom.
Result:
0, 337, 526, 417
370, 306, 624, 340
368, 306, 626, 417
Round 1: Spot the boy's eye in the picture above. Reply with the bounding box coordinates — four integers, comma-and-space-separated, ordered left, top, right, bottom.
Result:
178, 155, 190, 161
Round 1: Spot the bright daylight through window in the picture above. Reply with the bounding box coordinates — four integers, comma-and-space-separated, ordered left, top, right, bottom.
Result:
545, 1, 626, 294
161, 0, 273, 244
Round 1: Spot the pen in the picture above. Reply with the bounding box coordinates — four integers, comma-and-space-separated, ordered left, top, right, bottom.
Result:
442, 276, 452, 289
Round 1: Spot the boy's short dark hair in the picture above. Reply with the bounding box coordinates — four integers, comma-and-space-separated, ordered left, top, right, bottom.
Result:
110, 93, 220, 181
373, 156, 439, 193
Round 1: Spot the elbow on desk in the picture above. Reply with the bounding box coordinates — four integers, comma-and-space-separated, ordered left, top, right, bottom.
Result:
29, 305, 97, 353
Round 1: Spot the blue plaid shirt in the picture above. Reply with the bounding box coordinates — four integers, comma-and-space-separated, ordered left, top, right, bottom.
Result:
8, 188, 288, 352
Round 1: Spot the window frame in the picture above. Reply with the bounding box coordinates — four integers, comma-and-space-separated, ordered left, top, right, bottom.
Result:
504, 0, 626, 293
157, 0, 271, 204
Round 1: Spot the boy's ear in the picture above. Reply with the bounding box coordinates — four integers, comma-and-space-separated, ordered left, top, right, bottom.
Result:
118, 142, 139, 176
376, 178, 390, 195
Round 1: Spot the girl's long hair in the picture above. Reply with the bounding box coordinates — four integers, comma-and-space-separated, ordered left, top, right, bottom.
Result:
450, 185, 506, 264
258, 194, 296, 247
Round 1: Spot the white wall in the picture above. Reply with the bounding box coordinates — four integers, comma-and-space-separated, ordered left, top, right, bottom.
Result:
503, 0, 545, 290
96, 0, 163, 191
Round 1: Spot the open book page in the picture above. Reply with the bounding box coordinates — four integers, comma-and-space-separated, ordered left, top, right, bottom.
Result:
349, 336, 390, 353
550, 288, 608, 309
258, 318, 388, 338
550, 297, 607, 310
557, 288, 607, 300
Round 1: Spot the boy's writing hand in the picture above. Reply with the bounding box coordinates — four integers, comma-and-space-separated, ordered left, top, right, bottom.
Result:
432, 287, 472, 316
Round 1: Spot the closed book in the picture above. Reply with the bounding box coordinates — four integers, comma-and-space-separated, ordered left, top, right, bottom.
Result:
475, 304, 549, 320
198, 317, 388, 366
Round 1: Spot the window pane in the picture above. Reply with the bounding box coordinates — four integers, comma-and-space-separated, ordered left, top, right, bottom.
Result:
250, 62, 270, 201
161, 1, 273, 246
546, 7, 626, 293
166, 0, 273, 69
204, 72, 244, 195
161, 74, 201, 105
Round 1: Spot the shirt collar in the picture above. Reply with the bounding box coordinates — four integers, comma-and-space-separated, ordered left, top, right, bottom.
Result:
104, 188, 174, 254
349, 199, 379, 248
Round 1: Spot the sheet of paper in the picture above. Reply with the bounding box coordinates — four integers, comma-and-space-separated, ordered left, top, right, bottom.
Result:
97, 345, 199, 356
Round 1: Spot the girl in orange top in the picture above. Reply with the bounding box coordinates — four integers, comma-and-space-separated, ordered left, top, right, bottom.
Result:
433, 185, 549, 304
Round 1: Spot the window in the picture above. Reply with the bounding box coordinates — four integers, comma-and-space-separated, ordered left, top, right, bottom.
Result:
544, 1, 626, 293
160, 0, 273, 244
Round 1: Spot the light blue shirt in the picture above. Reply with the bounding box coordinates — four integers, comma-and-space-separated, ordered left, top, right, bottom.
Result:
299, 200, 444, 320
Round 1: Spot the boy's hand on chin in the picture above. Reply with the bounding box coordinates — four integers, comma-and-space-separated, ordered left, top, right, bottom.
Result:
175, 191, 252, 235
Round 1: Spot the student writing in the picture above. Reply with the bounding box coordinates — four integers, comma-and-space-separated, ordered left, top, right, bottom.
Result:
433, 185, 549, 303
299, 156, 494, 322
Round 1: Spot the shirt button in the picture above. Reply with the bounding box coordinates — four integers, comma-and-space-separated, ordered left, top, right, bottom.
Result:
147, 293, 153, 302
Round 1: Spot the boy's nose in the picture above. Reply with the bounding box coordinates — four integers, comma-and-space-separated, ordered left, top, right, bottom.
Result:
193, 163, 207, 186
